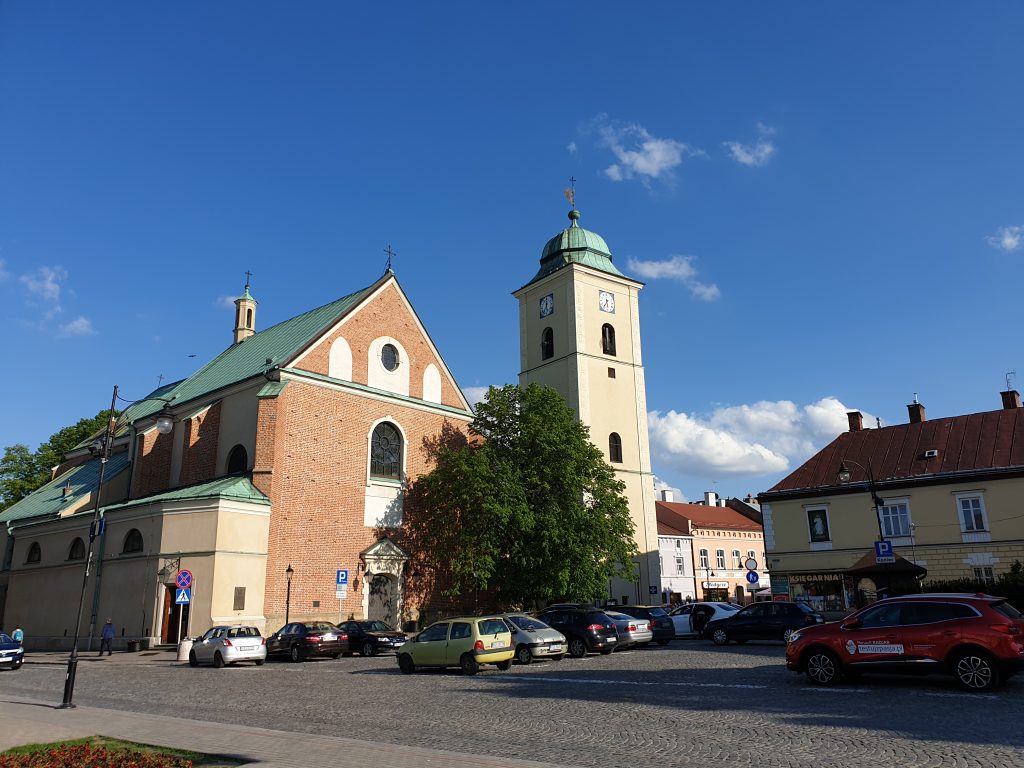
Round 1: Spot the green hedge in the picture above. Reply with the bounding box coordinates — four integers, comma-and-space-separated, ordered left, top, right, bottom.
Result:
890, 560, 1024, 609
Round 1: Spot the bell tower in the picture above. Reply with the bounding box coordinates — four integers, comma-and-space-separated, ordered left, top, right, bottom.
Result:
233, 273, 257, 345
512, 206, 660, 603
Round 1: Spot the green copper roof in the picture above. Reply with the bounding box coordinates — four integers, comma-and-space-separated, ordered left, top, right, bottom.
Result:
105, 475, 270, 512
239, 285, 257, 303
529, 209, 625, 285
0, 452, 131, 528
126, 279, 381, 424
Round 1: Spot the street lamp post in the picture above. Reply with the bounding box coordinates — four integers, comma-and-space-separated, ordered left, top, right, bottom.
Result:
61, 386, 174, 709
837, 460, 887, 542
285, 564, 294, 624
703, 566, 716, 602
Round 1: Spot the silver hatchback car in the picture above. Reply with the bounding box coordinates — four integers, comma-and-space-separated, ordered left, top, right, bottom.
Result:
189, 625, 267, 668
500, 614, 567, 664
605, 610, 654, 649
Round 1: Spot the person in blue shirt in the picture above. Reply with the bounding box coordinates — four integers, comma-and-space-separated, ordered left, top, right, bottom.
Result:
99, 618, 115, 656
11, 625, 23, 644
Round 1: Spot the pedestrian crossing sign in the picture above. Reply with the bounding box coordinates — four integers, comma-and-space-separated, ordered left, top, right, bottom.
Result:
175, 588, 191, 605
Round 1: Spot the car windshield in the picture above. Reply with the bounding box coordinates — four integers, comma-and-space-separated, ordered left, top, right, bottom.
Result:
794, 603, 814, 614
477, 619, 507, 636
605, 612, 628, 620
307, 623, 338, 632
993, 601, 1022, 620
716, 603, 740, 611
227, 627, 261, 638
360, 621, 395, 631
647, 607, 668, 617
509, 615, 548, 630
0, 633, 12, 644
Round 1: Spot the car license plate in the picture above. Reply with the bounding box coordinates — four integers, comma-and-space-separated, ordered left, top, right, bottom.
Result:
490, 641, 501, 648
238, 646, 255, 651
608, 638, 616, 643
323, 634, 335, 641
548, 644, 562, 651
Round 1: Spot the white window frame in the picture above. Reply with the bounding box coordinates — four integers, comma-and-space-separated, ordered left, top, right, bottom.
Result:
715, 549, 726, 569
973, 566, 995, 584
954, 492, 988, 533
879, 498, 912, 539
699, 549, 709, 568
805, 504, 833, 551
731, 550, 742, 569
675, 557, 686, 576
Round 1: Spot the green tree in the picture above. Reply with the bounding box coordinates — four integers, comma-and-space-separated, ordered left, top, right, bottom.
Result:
0, 411, 114, 511
403, 383, 637, 609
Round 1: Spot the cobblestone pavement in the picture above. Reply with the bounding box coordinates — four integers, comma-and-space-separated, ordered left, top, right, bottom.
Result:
10, 641, 1024, 767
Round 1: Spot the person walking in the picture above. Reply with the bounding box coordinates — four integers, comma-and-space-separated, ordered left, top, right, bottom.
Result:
99, 618, 115, 656
11, 625, 23, 644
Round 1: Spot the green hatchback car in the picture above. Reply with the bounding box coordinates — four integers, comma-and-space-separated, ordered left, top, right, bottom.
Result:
397, 616, 514, 675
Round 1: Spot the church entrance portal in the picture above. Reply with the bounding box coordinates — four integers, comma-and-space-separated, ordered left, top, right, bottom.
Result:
367, 573, 398, 625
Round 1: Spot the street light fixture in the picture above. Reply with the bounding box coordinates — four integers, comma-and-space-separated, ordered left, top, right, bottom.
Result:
60, 385, 174, 709
837, 459, 887, 542
285, 564, 294, 624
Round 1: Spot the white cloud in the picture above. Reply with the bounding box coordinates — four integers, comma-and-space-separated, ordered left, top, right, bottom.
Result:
567, 141, 577, 154
58, 316, 96, 337
215, 295, 238, 309
653, 475, 686, 503
987, 225, 1023, 252
20, 266, 67, 302
462, 386, 489, 408
592, 116, 697, 183
626, 254, 720, 302
648, 397, 877, 478
0, 258, 9, 281
723, 123, 777, 167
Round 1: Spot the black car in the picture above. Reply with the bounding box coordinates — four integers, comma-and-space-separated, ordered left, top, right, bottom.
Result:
616, 605, 675, 645
536, 607, 619, 657
266, 622, 349, 662
337, 620, 407, 657
706, 601, 824, 645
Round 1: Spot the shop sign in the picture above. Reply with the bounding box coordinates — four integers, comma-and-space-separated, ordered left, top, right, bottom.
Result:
702, 581, 730, 589
789, 573, 844, 583
771, 576, 789, 594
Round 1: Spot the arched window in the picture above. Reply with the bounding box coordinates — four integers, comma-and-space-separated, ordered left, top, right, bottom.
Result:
541, 328, 554, 360
246, 308, 253, 327
122, 528, 144, 554
601, 324, 616, 356
371, 422, 402, 480
26, 542, 41, 564
608, 433, 623, 463
67, 538, 86, 561
226, 444, 248, 474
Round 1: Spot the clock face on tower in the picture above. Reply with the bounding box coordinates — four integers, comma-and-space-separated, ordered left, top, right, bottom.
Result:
599, 290, 615, 313
539, 294, 554, 318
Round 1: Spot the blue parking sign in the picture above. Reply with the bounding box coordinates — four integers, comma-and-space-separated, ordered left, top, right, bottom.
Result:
875, 540, 895, 563
336, 570, 348, 585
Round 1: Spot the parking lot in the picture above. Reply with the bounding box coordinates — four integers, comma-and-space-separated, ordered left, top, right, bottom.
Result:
9, 640, 1024, 767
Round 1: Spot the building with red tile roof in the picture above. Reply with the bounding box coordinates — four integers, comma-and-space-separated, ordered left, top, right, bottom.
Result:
758, 391, 1024, 612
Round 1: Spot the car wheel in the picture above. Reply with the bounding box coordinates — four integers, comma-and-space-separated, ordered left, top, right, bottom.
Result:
188, 650, 199, 668
255, 659, 265, 666
11, 659, 22, 671
289, 644, 304, 663
398, 654, 416, 675
711, 627, 729, 646
460, 653, 479, 676
600, 647, 614, 655
568, 638, 587, 658
496, 659, 512, 671
656, 639, 670, 646
213, 652, 225, 669
804, 649, 841, 686
515, 645, 533, 665
781, 627, 798, 643
362, 641, 375, 658
953, 649, 1001, 691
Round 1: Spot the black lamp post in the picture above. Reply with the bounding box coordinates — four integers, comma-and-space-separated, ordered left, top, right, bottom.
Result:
837, 460, 887, 541
703, 566, 716, 601
285, 564, 294, 624
61, 386, 174, 709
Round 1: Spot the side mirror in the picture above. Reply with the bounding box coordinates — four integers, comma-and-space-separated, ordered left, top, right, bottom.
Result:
841, 619, 862, 630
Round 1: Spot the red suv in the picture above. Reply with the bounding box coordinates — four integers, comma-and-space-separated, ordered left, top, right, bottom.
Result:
786, 593, 1024, 691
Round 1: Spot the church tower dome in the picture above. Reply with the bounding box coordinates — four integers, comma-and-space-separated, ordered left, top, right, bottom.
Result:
529, 209, 625, 287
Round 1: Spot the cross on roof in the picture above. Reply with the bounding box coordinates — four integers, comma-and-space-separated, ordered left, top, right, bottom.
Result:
244, 270, 253, 289
564, 176, 576, 209
384, 244, 396, 273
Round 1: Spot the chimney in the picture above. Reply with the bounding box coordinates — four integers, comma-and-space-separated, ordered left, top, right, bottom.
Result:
704, 491, 718, 506
1001, 390, 1021, 410
907, 399, 926, 424
847, 411, 864, 432
658, 489, 674, 503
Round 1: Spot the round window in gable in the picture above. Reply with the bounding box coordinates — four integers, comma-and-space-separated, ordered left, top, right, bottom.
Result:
381, 343, 400, 372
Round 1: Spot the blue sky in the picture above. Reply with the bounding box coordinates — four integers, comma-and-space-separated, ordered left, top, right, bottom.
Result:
2, 3, 1022, 501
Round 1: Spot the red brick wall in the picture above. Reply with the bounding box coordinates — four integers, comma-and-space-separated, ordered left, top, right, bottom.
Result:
259, 377, 471, 628
297, 283, 465, 410
179, 402, 222, 486
131, 431, 173, 498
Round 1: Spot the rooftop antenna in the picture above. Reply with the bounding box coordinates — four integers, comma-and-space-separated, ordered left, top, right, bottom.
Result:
1006, 370, 1017, 391
383, 244, 396, 274
563, 176, 576, 211
876, 417, 881, 429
